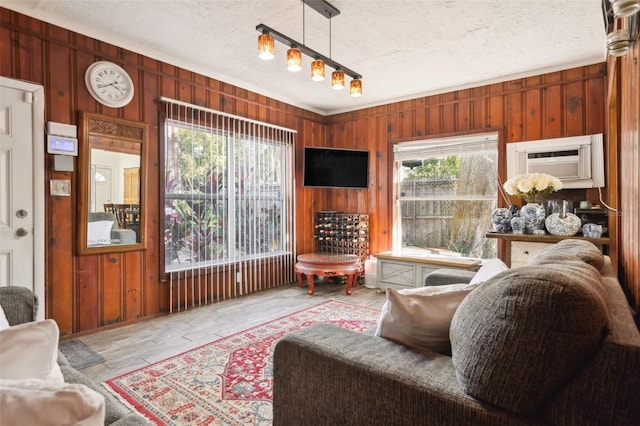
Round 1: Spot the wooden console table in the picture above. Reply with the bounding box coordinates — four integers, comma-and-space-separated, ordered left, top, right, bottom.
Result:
295, 253, 361, 295
485, 232, 610, 267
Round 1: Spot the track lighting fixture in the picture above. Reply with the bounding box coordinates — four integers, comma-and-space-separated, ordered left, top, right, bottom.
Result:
311, 59, 325, 81
257, 0, 362, 96
331, 70, 345, 90
287, 48, 302, 71
257, 31, 274, 60
350, 79, 362, 97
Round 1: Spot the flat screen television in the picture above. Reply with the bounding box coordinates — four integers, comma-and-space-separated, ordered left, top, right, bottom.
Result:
303, 147, 369, 189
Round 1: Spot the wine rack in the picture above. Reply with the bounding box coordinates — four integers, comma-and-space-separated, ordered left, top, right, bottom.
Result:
314, 212, 370, 267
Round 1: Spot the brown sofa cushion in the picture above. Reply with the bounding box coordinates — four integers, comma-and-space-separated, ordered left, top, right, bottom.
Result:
450, 263, 609, 415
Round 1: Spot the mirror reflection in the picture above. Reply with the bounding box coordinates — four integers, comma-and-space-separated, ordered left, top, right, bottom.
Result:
87, 148, 140, 246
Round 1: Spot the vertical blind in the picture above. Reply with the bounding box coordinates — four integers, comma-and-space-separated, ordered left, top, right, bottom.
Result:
160, 97, 297, 312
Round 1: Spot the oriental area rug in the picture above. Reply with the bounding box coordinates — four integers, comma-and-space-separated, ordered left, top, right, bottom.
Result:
103, 299, 380, 425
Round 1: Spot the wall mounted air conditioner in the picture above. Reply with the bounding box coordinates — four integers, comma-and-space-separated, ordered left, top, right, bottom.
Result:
506, 134, 604, 189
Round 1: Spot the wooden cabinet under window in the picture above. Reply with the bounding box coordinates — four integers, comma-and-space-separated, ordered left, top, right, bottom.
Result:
123, 167, 139, 204
374, 252, 480, 290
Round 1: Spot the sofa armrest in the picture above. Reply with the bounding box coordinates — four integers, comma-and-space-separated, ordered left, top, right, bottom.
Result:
273, 324, 542, 426
60, 364, 151, 425
424, 268, 476, 287
542, 258, 640, 425
0, 286, 38, 326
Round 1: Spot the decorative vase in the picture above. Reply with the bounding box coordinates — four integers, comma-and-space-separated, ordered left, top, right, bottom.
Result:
520, 202, 546, 234
582, 223, 603, 238
510, 216, 525, 234
491, 208, 512, 233
545, 200, 581, 236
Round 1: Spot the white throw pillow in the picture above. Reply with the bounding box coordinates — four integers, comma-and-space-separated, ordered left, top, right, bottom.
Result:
0, 319, 64, 383
87, 220, 114, 245
0, 305, 9, 330
469, 258, 509, 285
374, 282, 480, 355
0, 379, 105, 426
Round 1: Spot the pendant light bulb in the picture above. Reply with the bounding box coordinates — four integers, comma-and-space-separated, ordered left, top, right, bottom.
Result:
331, 70, 345, 90
287, 48, 302, 72
311, 59, 325, 81
350, 79, 363, 97
258, 33, 275, 60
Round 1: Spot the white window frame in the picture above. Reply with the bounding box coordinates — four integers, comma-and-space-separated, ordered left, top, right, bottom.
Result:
392, 132, 499, 254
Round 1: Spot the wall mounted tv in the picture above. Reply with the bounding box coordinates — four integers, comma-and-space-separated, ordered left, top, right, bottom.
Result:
303, 147, 369, 189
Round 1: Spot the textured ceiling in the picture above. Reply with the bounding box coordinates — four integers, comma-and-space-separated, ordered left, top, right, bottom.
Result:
3, 0, 606, 115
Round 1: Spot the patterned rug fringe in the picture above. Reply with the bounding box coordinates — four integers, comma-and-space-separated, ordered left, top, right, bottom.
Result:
102, 381, 156, 423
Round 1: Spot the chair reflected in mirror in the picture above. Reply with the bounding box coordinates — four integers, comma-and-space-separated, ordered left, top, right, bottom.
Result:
124, 204, 140, 238
103, 203, 140, 239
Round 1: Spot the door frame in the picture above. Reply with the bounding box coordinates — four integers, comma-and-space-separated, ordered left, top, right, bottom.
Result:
0, 77, 45, 319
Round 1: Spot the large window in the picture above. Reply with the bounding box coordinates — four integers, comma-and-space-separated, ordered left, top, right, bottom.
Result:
163, 106, 295, 273
394, 134, 498, 259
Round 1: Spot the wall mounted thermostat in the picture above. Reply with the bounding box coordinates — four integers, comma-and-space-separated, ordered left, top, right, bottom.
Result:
46, 121, 78, 156
47, 135, 78, 156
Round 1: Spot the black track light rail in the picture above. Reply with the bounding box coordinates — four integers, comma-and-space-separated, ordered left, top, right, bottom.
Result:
302, 0, 340, 19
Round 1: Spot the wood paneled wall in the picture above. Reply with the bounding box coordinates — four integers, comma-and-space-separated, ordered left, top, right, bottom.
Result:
317, 65, 609, 260
4, 8, 629, 336
0, 9, 324, 335
611, 38, 640, 307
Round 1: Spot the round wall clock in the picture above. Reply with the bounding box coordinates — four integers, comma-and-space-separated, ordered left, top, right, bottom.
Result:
84, 61, 135, 108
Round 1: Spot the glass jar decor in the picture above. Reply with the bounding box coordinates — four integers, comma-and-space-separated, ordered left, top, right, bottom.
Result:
545, 200, 581, 236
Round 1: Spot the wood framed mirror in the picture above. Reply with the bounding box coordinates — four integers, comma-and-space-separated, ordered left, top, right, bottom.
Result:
77, 112, 147, 255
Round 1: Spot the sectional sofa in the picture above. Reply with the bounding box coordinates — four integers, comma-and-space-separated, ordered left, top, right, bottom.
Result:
273, 240, 640, 425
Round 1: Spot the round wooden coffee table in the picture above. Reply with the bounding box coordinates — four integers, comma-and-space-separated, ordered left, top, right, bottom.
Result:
295, 253, 361, 295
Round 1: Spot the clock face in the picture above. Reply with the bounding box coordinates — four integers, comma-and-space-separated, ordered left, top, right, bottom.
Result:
85, 61, 134, 108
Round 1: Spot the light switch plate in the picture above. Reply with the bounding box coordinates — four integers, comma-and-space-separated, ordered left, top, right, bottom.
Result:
50, 179, 71, 196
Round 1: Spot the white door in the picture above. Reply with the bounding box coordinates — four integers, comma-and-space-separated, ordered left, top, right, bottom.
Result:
0, 77, 45, 319
93, 166, 112, 212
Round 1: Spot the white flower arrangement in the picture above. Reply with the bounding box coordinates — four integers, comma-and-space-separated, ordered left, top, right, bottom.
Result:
503, 173, 563, 199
